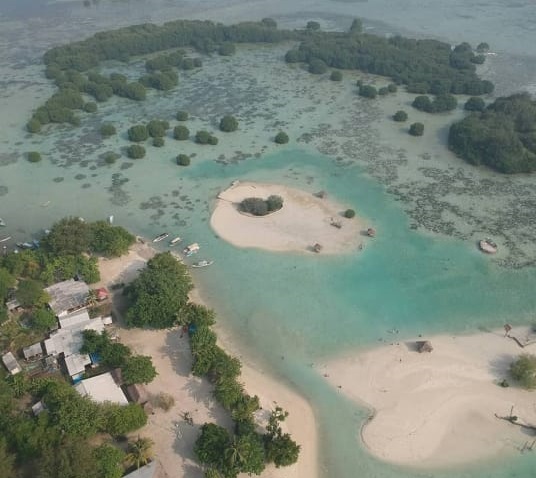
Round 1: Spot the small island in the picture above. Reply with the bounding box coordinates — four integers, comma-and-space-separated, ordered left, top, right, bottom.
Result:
211, 181, 364, 254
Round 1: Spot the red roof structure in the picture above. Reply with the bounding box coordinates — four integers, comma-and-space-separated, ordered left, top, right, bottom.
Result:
96, 287, 109, 301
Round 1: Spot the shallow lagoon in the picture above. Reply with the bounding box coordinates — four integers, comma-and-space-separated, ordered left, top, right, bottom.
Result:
2, 1, 536, 477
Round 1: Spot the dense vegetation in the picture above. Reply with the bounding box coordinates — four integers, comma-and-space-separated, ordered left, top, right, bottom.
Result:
126, 144, 146, 159
286, 33, 493, 96
195, 130, 218, 145
510, 354, 536, 389
393, 110, 408, 122
412, 94, 457, 113
219, 115, 239, 132
448, 93, 536, 173
240, 195, 283, 216
176, 154, 191, 166
409, 122, 424, 136
274, 131, 289, 144
124, 252, 193, 328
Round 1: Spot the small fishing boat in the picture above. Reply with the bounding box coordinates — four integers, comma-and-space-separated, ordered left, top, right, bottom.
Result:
479, 238, 498, 254
108, 215, 114, 224
191, 260, 213, 268
16, 242, 34, 250
0, 218, 5, 227
152, 232, 169, 243
169, 236, 182, 246
0, 235, 11, 243
183, 243, 200, 257
366, 227, 376, 237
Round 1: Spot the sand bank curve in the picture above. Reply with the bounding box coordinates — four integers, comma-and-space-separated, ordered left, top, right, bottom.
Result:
319, 329, 536, 468
211, 181, 365, 254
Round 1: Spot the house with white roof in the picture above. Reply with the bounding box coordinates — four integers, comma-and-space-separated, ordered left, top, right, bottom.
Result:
2, 352, 22, 375
74, 372, 128, 405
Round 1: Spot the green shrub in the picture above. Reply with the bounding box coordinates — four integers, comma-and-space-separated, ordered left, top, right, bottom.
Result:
103, 152, 120, 164
100, 123, 116, 137
195, 130, 217, 145
387, 83, 398, 93
128, 125, 148, 142
26, 118, 42, 133
393, 110, 408, 122
464, 97, 486, 112
173, 125, 189, 140
275, 131, 289, 144
308, 58, 327, 74
176, 154, 190, 166
510, 354, 536, 389
126, 144, 146, 159
176, 110, 189, 121
378, 87, 389, 96
409, 122, 424, 136
208, 135, 218, 145
344, 209, 355, 218
27, 151, 42, 163
330, 70, 342, 81
359, 85, 377, 98
240, 195, 283, 216
147, 119, 169, 138
219, 115, 238, 132
153, 137, 164, 147
83, 102, 97, 113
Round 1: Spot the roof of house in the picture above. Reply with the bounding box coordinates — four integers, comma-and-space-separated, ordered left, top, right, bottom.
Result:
74, 372, 128, 405
23, 342, 44, 359
65, 353, 92, 377
126, 383, 149, 404
45, 279, 90, 316
2, 352, 22, 374
44, 317, 105, 357
123, 461, 158, 478
58, 309, 91, 329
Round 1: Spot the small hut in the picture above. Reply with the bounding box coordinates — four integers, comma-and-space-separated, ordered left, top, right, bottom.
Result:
416, 340, 433, 353
313, 243, 323, 253
366, 228, 376, 237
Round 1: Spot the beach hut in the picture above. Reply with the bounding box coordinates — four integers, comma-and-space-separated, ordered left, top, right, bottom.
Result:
416, 340, 433, 353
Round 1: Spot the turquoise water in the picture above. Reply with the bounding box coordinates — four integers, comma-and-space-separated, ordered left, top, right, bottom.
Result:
2, 1, 536, 477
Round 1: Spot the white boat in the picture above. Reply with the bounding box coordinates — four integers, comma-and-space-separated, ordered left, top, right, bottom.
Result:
479, 238, 498, 254
191, 260, 213, 268
0, 218, 5, 227
153, 232, 169, 243
183, 243, 200, 256
169, 236, 182, 246
108, 215, 114, 224
0, 235, 11, 243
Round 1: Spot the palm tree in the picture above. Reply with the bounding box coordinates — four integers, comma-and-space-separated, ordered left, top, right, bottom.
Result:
125, 436, 154, 469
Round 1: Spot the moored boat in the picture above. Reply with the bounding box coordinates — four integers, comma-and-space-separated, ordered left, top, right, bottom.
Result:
183, 243, 200, 256
0, 218, 5, 227
191, 260, 213, 268
479, 238, 498, 254
152, 232, 169, 243
169, 236, 182, 246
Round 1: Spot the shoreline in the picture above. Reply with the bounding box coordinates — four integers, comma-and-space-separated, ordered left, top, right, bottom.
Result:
318, 328, 536, 468
97, 242, 318, 478
210, 181, 366, 255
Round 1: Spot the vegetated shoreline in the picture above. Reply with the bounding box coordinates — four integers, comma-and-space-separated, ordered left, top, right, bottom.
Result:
317, 327, 536, 469
97, 241, 318, 478
210, 181, 365, 254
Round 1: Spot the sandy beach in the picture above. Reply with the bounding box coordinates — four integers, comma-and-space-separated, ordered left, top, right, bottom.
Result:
211, 181, 366, 254
319, 328, 536, 468
97, 243, 318, 478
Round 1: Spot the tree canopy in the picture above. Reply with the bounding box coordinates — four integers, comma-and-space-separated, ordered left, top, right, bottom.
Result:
448, 93, 536, 173
124, 252, 193, 328
510, 354, 536, 389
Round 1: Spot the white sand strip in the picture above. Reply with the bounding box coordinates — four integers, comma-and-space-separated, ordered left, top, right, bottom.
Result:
211, 181, 366, 254
319, 328, 536, 468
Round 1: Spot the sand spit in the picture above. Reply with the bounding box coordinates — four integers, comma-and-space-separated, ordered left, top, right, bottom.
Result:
211, 181, 365, 254
319, 328, 536, 468
97, 243, 318, 478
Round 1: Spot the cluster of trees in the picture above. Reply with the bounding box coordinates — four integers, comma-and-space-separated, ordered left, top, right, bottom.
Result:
139, 69, 178, 91
219, 115, 238, 132
43, 217, 135, 258
0, 376, 147, 478
240, 195, 284, 216
187, 303, 300, 477
448, 93, 536, 173
145, 50, 202, 72
195, 130, 218, 145
124, 252, 193, 328
81, 330, 157, 384
412, 94, 457, 113
121, 253, 299, 474
285, 24, 493, 95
